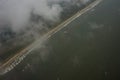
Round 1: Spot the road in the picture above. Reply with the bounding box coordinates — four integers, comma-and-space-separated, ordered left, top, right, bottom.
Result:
1, 0, 120, 80
0, 0, 103, 75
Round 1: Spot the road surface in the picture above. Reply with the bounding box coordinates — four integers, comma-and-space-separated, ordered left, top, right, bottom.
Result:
0, 0, 102, 75
1, 0, 120, 80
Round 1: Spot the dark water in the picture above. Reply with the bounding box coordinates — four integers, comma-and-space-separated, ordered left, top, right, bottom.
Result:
1, 0, 120, 80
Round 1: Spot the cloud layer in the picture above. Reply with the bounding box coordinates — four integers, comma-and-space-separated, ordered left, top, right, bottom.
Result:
0, 0, 63, 30
0, 0, 90, 31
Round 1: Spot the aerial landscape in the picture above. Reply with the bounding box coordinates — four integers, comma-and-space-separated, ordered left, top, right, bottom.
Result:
0, 0, 120, 80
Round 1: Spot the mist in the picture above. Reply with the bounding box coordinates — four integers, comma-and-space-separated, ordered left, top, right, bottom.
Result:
0, 0, 90, 31
0, 0, 62, 31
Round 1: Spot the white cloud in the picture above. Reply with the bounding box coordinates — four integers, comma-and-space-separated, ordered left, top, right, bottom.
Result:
0, 0, 90, 31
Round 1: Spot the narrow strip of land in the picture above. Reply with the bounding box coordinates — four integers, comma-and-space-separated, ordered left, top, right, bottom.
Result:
0, 0, 103, 75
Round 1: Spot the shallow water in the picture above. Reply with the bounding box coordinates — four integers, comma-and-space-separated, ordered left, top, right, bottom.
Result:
1, 0, 120, 80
